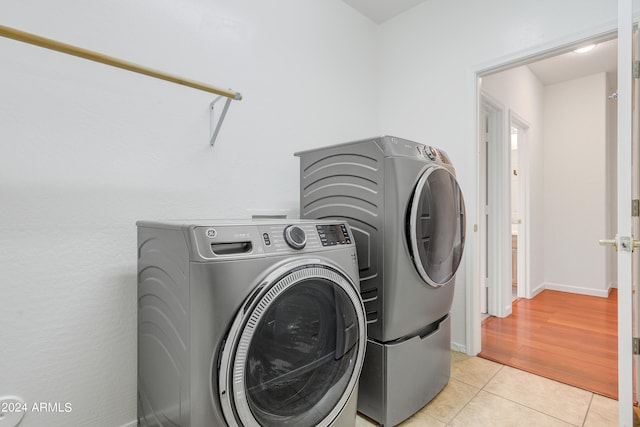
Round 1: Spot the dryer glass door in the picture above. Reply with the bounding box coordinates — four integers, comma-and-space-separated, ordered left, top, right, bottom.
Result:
219, 264, 366, 427
408, 166, 466, 287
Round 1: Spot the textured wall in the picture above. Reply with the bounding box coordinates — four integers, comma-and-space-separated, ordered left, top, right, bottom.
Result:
0, 1, 378, 425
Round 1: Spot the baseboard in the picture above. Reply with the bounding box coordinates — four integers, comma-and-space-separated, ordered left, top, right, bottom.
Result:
530, 282, 545, 297
543, 282, 609, 298
120, 421, 137, 427
450, 341, 466, 354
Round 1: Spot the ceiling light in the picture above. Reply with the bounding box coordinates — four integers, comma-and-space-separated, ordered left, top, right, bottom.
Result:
573, 44, 596, 54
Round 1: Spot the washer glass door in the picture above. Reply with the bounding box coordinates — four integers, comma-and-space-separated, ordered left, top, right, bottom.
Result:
219, 264, 366, 427
408, 166, 466, 287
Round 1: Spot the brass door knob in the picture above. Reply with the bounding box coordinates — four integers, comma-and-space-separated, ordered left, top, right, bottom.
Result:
599, 235, 640, 252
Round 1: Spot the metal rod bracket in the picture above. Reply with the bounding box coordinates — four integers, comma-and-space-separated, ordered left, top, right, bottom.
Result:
210, 96, 233, 147
0, 24, 244, 148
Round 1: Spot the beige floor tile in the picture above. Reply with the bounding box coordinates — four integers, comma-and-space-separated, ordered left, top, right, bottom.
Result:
356, 411, 445, 427
451, 350, 473, 365
419, 377, 480, 423
451, 355, 502, 388
583, 394, 618, 427
356, 414, 377, 426
483, 366, 591, 426
397, 410, 446, 427
449, 390, 574, 427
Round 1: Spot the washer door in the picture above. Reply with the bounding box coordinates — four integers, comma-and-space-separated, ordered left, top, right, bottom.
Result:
408, 165, 466, 287
218, 261, 366, 427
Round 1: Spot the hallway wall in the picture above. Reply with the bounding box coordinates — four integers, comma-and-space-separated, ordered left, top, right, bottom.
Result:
543, 72, 609, 296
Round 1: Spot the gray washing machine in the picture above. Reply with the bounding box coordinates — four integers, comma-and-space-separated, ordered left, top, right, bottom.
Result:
295, 136, 465, 426
137, 219, 367, 427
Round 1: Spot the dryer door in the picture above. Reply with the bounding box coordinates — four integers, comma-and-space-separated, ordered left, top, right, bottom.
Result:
218, 261, 366, 427
408, 165, 466, 287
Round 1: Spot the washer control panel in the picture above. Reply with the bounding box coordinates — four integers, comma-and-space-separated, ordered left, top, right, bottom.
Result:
422, 145, 438, 160
316, 223, 352, 246
284, 225, 307, 249
258, 222, 352, 254
184, 220, 355, 260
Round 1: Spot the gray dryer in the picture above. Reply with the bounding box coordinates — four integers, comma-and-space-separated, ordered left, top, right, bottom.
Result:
137, 219, 367, 427
295, 136, 465, 426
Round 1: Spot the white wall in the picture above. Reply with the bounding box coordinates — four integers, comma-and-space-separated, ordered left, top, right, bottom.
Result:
0, 1, 378, 426
377, 0, 624, 352
543, 73, 609, 296
480, 65, 545, 300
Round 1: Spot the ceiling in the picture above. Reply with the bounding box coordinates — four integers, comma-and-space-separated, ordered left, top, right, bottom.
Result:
342, 0, 617, 86
342, 0, 429, 24
526, 38, 617, 86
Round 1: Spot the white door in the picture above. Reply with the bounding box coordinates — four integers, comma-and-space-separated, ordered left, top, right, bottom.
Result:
633, 22, 640, 424
605, 0, 634, 424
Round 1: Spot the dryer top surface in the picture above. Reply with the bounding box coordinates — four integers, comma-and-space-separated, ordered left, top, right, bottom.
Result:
295, 135, 452, 165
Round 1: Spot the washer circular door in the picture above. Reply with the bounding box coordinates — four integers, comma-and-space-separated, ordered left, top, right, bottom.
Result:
218, 261, 366, 427
408, 165, 466, 287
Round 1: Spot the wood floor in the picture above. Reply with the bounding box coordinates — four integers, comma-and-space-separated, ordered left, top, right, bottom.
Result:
478, 289, 618, 400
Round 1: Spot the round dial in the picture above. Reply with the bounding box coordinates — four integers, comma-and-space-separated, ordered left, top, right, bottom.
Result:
284, 225, 307, 249
423, 145, 438, 160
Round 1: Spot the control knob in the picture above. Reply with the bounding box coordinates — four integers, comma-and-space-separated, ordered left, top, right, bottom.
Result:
423, 145, 438, 160
284, 225, 307, 249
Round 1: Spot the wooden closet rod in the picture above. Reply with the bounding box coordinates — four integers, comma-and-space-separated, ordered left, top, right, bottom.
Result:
0, 24, 242, 100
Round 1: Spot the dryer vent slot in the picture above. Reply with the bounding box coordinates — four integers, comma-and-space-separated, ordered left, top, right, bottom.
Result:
366, 311, 378, 323
211, 241, 252, 255
360, 288, 378, 303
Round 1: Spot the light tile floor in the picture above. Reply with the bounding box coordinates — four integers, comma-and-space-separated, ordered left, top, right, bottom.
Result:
356, 351, 618, 427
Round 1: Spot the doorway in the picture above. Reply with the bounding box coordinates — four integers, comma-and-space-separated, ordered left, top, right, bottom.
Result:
478, 36, 618, 321
475, 33, 619, 398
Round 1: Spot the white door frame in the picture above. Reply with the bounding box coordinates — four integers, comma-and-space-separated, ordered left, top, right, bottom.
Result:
509, 111, 531, 299
478, 106, 489, 314
477, 99, 531, 319
479, 93, 511, 318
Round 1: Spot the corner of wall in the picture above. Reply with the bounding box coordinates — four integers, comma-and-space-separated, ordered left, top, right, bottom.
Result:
450, 342, 467, 354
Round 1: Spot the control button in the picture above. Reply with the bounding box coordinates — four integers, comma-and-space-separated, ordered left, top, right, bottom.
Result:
284, 225, 307, 249
263, 233, 271, 246
423, 145, 438, 160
